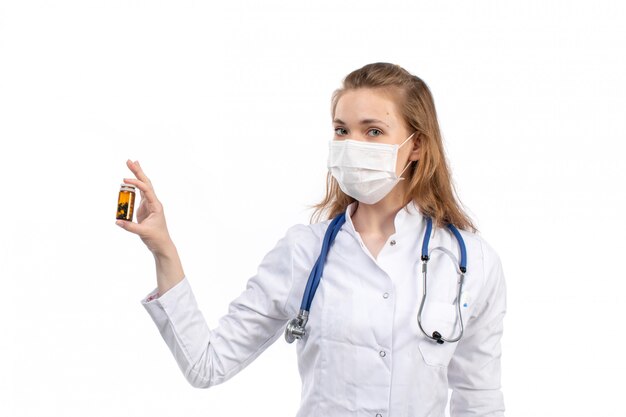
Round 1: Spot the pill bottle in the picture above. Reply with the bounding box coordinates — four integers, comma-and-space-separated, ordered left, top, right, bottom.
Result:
116, 183, 136, 221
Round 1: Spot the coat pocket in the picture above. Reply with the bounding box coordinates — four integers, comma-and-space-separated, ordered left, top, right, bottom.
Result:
417, 301, 460, 367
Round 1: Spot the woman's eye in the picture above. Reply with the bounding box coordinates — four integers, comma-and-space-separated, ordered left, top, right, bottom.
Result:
334, 127, 348, 136
367, 128, 383, 137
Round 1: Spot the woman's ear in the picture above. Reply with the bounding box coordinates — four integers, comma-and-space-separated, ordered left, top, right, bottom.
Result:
409, 133, 422, 161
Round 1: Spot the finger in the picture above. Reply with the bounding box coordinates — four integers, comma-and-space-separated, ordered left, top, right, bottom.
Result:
122, 177, 159, 203
126, 159, 152, 185
115, 219, 146, 235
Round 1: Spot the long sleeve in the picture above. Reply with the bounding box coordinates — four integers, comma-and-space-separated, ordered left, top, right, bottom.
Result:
140, 224, 310, 388
447, 239, 507, 417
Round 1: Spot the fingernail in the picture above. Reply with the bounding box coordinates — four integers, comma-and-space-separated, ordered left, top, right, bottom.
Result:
115, 220, 124, 227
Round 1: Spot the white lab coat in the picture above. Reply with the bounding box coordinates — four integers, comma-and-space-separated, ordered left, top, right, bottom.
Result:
141, 200, 507, 417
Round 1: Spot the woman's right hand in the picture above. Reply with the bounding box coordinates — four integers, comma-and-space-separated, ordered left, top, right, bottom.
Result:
116, 159, 174, 257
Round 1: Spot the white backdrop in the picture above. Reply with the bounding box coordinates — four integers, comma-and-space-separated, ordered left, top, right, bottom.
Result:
1, 1, 625, 416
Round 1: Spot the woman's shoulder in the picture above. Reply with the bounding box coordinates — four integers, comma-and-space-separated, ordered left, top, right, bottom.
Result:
459, 230, 502, 278
282, 218, 333, 251
456, 227, 502, 263
456, 228, 505, 295
285, 218, 331, 236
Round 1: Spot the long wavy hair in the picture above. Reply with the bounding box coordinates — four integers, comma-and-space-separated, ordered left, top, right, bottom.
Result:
309, 62, 478, 233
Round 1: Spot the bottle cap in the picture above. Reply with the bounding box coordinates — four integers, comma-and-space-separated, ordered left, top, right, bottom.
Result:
120, 183, 136, 189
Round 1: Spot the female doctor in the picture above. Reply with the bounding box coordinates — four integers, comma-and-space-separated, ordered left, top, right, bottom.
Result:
116, 62, 506, 417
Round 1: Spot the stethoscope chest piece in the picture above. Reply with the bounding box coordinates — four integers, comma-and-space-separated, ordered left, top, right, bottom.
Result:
285, 310, 309, 343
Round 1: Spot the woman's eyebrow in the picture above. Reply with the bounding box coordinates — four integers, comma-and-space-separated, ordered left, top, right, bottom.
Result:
333, 118, 390, 127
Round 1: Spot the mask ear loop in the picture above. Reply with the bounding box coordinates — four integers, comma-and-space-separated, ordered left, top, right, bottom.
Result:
398, 160, 416, 180
398, 131, 419, 181
399, 131, 417, 148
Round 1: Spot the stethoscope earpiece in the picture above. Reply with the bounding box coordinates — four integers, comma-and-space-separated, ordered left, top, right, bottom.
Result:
432, 331, 444, 344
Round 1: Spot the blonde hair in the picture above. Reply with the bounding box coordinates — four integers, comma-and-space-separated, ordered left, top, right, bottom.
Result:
309, 62, 478, 233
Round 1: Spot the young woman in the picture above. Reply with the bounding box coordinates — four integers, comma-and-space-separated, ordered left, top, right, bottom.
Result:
117, 62, 506, 417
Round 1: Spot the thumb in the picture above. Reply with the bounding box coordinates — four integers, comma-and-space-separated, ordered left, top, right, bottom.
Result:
115, 219, 143, 235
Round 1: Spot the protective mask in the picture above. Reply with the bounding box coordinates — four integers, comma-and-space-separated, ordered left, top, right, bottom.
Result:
327, 132, 416, 204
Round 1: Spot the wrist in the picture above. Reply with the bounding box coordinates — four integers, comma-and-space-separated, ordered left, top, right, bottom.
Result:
151, 239, 177, 260
152, 241, 185, 295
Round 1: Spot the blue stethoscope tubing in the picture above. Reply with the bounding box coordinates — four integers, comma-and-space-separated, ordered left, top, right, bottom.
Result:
417, 217, 467, 344
284, 212, 468, 345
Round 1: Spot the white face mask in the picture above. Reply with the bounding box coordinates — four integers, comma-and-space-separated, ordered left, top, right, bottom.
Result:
327, 132, 416, 204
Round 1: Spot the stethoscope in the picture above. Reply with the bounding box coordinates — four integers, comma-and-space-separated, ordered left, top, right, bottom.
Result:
285, 211, 468, 345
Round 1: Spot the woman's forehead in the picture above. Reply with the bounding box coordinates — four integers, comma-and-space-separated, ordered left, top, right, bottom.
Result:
334, 88, 402, 126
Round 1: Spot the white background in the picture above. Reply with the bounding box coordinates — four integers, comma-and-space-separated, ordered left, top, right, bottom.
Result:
1, 1, 625, 416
